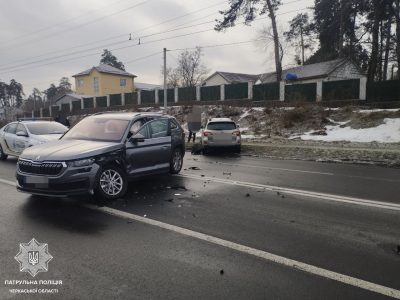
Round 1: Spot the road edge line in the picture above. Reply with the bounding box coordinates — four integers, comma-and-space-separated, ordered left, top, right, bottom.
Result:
86, 204, 400, 299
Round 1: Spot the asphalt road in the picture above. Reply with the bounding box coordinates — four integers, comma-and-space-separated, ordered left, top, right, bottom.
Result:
0, 153, 399, 299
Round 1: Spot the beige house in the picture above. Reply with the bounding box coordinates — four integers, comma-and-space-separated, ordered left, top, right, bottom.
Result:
72, 64, 136, 96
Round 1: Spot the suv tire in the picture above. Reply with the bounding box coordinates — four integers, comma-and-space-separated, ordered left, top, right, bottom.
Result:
95, 165, 127, 200
170, 148, 183, 174
0, 144, 8, 160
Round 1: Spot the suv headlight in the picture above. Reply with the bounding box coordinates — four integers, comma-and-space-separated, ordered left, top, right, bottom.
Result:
68, 158, 95, 167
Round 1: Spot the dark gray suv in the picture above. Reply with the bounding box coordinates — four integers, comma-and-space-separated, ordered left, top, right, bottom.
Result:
16, 112, 185, 200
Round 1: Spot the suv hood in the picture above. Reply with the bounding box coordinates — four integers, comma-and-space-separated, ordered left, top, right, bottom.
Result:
20, 139, 123, 162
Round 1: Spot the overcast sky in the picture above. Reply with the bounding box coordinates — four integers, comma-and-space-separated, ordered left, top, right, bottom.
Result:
0, 0, 314, 96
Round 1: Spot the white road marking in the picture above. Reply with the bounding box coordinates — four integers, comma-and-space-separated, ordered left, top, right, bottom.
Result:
84, 204, 400, 299
0, 178, 399, 298
0, 178, 16, 186
201, 160, 335, 176
188, 158, 400, 182
179, 173, 400, 211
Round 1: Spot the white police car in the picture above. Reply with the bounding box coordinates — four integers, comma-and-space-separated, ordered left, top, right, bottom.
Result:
0, 119, 68, 160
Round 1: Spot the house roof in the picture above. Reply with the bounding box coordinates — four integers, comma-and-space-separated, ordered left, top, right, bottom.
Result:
135, 82, 162, 90
204, 71, 259, 84
258, 58, 359, 83
54, 93, 95, 103
73, 64, 136, 78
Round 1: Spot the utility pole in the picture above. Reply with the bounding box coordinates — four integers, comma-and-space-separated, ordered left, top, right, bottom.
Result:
163, 48, 167, 108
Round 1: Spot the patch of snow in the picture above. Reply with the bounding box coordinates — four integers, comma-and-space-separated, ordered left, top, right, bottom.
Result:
324, 107, 340, 111
252, 107, 265, 112
327, 118, 350, 126
241, 134, 266, 140
300, 118, 400, 143
357, 108, 400, 113
238, 109, 251, 121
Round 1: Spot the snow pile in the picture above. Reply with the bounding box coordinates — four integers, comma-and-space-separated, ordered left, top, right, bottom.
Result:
357, 108, 400, 113
300, 118, 400, 143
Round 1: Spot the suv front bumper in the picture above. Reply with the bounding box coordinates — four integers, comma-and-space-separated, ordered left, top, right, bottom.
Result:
16, 162, 100, 197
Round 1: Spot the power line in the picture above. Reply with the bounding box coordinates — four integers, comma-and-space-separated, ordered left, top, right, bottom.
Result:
0, 0, 135, 46
0, 0, 152, 51
0, 0, 306, 69
0, 2, 225, 68
124, 51, 162, 64
0, 6, 311, 74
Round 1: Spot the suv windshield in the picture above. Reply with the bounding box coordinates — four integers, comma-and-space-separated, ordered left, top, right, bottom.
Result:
207, 122, 236, 131
26, 122, 68, 135
62, 118, 129, 142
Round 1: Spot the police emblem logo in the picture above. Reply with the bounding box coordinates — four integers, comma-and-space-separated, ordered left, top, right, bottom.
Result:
15, 238, 53, 277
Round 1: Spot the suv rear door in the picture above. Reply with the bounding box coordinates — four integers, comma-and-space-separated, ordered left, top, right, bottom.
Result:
125, 118, 171, 176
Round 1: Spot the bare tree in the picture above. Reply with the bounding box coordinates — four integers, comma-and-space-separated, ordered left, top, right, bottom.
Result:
257, 25, 285, 67
163, 47, 209, 87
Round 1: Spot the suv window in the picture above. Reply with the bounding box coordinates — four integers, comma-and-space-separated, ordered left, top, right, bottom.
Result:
170, 118, 178, 130
137, 124, 150, 139
150, 119, 168, 138
207, 122, 236, 131
5, 123, 17, 134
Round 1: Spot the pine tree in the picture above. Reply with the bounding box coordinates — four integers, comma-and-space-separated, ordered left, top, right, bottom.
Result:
100, 49, 125, 71
284, 13, 313, 65
215, 0, 283, 82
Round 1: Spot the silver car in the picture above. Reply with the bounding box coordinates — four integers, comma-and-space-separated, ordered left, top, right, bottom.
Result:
201, 118, 241, 153
0, 120, 68, 160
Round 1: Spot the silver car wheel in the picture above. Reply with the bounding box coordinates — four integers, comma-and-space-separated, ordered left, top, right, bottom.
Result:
100, 169, 123, 196
173, 150, 182, 172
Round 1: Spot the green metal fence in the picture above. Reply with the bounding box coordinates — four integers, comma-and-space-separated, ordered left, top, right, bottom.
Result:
72, 100, 81, 112
61, 103, 70, 113
285, 83, 317, 102
42, 108, 49, 117
96, 96, 107, 108
83, 97, 94, 109
125, 92, 137, 105
253, 82, 280, 101
200, 85, 220, 101
51, 106, 60, 115
367, 80, 400, 102
225, 83, 248, 100
141, 90, 155, 104
323, 79, 360, 101
158, 89, 175, 104
178, 87, 196, 102
110, 94, 122, 106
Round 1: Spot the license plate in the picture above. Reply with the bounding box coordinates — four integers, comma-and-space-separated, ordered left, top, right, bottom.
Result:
26, 176, 48, 184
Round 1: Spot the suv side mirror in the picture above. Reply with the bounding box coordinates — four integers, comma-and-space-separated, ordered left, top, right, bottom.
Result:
16, 131, 28, 137
236, 124, 240, 128
130, 133, 145, 143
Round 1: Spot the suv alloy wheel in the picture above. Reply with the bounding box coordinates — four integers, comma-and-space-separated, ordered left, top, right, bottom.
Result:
96, 165, 128, 200
170, 148, 183, 174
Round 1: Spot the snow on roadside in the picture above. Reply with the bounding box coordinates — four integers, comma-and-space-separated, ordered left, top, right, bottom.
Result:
299, 118, 400, 143
357, 108, 400, 113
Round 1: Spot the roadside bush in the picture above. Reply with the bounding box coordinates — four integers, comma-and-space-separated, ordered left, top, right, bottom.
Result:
282, 108, 308, 128
221, 105, 241, 117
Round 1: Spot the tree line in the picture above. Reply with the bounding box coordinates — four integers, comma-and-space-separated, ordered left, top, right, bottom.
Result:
216, 0, 400, 81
